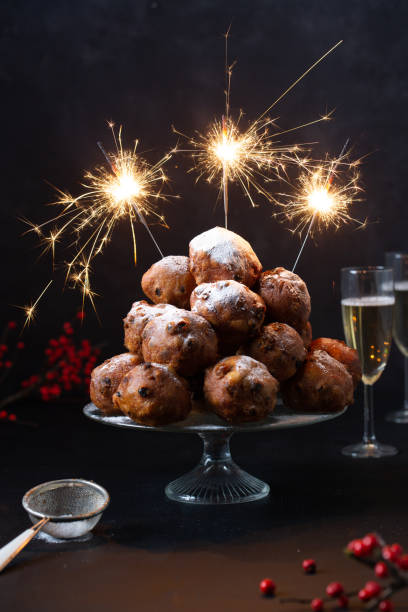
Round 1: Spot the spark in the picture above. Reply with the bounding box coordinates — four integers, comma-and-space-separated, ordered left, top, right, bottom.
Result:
23, 125, 173, 312
18, 280, 53, 328
173, 34, 342, 228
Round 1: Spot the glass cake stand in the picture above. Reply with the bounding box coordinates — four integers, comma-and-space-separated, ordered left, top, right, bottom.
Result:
84, 402, 346, 505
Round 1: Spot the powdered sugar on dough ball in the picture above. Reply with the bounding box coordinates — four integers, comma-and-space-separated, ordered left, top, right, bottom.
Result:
142, 255, 196, 309
142, 307, 218, 377
113, 362, 191, 426
90, 352, 142, 415
189, 226, 262, 288
259, 267, 311, 332
190, 279, 266, 354
123, 301, 177, 358
204, 355, 279, 423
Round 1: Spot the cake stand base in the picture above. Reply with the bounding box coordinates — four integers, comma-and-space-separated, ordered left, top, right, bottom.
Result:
84, 402, 346, 506
165, 432, 269, 504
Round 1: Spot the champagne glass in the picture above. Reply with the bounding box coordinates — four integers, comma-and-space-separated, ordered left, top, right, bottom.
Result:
341, 267, 398, 458
385, 252, 408, 423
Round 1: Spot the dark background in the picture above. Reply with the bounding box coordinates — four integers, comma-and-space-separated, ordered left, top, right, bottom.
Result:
1, 5, 408, 607
1, 0, 407, 394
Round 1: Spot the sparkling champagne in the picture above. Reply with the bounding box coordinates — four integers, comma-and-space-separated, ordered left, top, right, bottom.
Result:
341, 296, 394, 385
393, 281, 408, 357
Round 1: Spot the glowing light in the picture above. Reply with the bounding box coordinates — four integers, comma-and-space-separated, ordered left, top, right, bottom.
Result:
23, 125, 173, 313
108, 172, 143, 203
307, 186, 335, 214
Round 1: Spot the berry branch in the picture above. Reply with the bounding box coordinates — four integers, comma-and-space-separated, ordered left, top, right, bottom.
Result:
0, 312, 102, 422
260, 532, 408, 610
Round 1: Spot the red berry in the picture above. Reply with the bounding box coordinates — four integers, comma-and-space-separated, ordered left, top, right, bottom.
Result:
76, 311, 85, 320
365, 581, 381, 597
397, 553, 408, 570
259, 578, 275, 596
0, 410, 7, 419
302, 559, 317, 574
8, 414, 16, 422
4, 361, 12, 368
383, 545, 400, 562
379, 601, 394, 612
7, 321, 17, 329
348, 539, 369, 557
390, 543, 403, 556
0, 344, 7, 352
363, 533, 379, 551
358, 588, 371, 602
311, 598, 324, 611
337, 594, 349, 609
375, 561, 389, 578
326, 582, 343, 598
16, 341, 25, 349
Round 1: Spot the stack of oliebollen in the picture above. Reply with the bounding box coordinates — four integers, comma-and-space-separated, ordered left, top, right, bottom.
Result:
90, 227, 362, 426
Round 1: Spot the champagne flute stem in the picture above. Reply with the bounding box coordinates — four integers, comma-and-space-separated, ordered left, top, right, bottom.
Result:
363, 383, 376, 445
404, 356, 408, 413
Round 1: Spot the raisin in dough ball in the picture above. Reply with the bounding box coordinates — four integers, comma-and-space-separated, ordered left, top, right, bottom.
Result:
300, 321, 312, 349
142, 308, 218, 377
282, 349, 354, 413
259, 267, 311, 332
90, 353, 142, 415
190, 280, 266, 354
141, 255, 196, 309
189, 226, 262, 288
310, 337, 362, 389
204, 355, 279, 423
113, 363, 191, 426
246, 322, 306, 382
123, 301, 176, 358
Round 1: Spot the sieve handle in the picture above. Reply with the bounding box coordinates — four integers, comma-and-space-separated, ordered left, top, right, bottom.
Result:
0, 517, 49, 572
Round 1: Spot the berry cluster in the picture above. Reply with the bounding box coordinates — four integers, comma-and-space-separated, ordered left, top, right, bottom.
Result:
0, 312, 101, 418
260, 532, 407, 610
37, 330, 99, 401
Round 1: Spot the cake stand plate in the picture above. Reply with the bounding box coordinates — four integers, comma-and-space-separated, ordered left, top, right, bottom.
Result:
84, 402, 346, 505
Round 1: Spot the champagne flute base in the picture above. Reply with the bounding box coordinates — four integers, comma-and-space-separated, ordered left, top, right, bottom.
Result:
341, 441, 398, 458
386, 410, 408, 424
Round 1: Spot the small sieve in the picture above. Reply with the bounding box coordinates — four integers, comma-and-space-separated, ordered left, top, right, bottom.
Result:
0, 478, 110, 572
22, 478, 110, 540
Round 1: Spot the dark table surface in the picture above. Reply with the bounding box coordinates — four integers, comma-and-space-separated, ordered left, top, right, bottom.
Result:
1, 388, 408, 612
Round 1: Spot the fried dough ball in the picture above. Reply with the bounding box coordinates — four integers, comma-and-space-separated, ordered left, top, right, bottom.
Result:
189, 226, 262, 288
142, 308, 218, 377
300, 321, 312, 349
141, 255, 196, 309
246, 322, 306, 382
259, 267, 311, 331
310, 337, 362, 388
204, 355, 279, 423
113, 363, 191, 426
90, 352, 142, 415
282, 349, 354, 413
123, 300, 176, 358
190, 280, 266, 353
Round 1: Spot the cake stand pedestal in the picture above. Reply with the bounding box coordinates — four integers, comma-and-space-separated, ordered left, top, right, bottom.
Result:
84, 402, 345, 505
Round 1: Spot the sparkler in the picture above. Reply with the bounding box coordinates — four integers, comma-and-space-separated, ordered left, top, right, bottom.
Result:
173, 33, 343, 228
276, 139, 364, 273
23, 124, 172, 313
